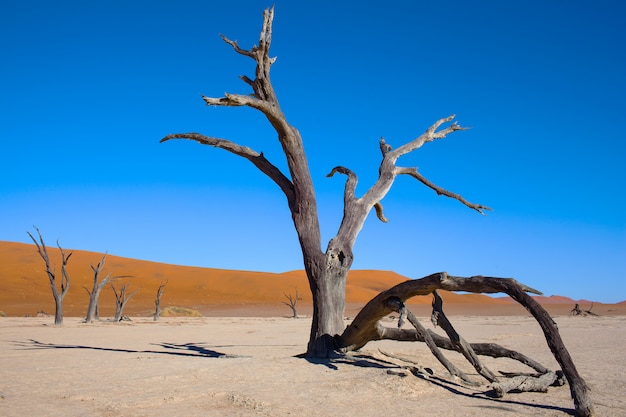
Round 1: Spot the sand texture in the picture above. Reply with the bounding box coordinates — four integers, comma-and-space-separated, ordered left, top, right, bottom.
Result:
1, 315, 625, 416
1, 241, 624, 318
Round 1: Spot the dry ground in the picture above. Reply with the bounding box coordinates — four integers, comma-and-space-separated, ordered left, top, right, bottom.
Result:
1, 314, 624, 416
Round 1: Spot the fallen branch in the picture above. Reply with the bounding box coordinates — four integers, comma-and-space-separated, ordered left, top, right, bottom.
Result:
337, 272, 593, 417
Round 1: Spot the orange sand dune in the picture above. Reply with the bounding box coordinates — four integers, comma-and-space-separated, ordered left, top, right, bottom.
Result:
1, 241, 623, 318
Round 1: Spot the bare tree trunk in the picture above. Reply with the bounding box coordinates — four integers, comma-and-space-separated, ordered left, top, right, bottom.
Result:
27, 227, 71, 326
153, 281, 167, 321
306, 258, 351, 356
84, 254, 110, 323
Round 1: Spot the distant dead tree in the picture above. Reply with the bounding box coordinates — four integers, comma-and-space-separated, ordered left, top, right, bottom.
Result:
282, 288, 302, 318
153, 280, 167, 321
84, 253, 131, 323
570, 302, 599, 317
111, 282, 138, 321
27, 227, 71, 325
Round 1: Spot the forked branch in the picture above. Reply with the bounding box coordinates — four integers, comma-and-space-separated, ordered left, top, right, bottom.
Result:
396, 166, 491, 214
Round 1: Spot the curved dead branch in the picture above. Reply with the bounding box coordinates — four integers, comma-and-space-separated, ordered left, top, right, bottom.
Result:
337, 273, 593, 417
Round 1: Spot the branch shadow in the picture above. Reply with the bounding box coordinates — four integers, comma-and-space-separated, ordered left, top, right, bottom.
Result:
302, 350, 574, 416
411, 370, 576, 416
15, 339, 243, 358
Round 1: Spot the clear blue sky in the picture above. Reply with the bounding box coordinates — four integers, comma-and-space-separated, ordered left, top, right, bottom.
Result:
1, 1, 624, 302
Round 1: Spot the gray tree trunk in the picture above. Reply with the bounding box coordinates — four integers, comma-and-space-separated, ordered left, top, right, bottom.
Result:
84, 254, 111, 323
154, 281, 167, 321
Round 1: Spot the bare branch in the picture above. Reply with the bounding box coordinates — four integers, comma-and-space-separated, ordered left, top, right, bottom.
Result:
202, 93, 269, 112
379, 137, 392, 156
385, 297, 478, 386
431, 290, 498, 382
326, 166, 358, 204
373, 202, 388, 223
391, 115, 462, 158
395, 166, 492, 214
219, 34, 255, 59
161, 132, 295, 204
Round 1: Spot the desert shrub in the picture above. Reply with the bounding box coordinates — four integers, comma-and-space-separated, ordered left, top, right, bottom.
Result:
160, 306, 202, 317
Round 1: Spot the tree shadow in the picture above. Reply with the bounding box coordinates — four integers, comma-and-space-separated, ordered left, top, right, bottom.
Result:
15, 339, 242, 358
300, 351, 403, 371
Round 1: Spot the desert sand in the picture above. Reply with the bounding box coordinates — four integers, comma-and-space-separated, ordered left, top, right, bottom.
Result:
2, 240, 625, 416
1, 315, 625, 416
1, 241, 624, 319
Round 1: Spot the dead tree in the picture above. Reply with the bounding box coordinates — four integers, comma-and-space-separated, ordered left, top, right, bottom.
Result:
282, 288, 302, 318
84, 254, 130, 323
153, 280, 167, 321
162, 9, 592, 415
570, 302, 599, 317
111, 282, 138, 321
162, 6, 488, 358
27, 227, 72, 325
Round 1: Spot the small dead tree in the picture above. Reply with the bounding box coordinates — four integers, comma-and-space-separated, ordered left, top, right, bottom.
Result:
27, 227, 71, 325
570, 302, 599, 317
282, 288, 302, 318
111, 282, 138, 321
84, 253, 131, 323
153, 280, 167, 321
